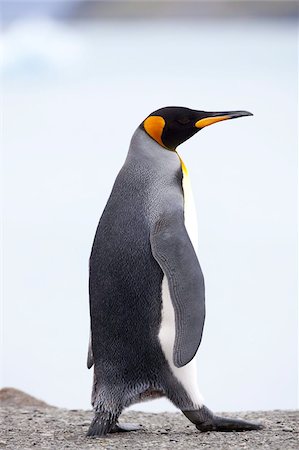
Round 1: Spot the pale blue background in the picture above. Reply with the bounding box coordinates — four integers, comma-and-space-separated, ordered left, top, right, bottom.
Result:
1, 8, 298, 412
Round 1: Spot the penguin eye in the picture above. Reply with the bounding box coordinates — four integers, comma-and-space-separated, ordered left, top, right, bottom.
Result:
177, 117, 191, 125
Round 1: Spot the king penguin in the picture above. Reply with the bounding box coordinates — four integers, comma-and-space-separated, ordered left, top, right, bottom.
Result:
87, 106, 263, 436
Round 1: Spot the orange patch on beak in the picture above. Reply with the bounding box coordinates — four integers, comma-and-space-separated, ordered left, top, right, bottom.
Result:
195, 115, 231, 129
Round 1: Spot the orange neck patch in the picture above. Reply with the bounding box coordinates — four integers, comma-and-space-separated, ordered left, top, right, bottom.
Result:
143, 116, 166, 147
177, 154, 188, 176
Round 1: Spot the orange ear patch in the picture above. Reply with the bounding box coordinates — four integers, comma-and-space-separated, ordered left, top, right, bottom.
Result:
143, 116, 166, 147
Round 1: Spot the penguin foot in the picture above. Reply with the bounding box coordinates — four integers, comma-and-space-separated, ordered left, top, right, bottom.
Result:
183, 406, 264, 432
195, 416, 264, 432
110, 422, 142, 433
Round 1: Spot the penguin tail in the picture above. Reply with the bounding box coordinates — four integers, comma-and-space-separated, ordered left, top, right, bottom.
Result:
86, 411, 118, 437
183, 406, 264, 432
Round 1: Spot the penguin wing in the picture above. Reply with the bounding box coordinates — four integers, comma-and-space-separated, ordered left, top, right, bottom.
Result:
150, 212, 205, 368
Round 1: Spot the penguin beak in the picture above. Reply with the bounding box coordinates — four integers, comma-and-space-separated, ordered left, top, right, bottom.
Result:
195, 110, 253, 129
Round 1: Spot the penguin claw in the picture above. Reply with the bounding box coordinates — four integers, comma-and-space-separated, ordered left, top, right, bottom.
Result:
110, 422, 142, 433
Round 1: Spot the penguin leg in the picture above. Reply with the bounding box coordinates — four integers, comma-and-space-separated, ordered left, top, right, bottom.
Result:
183, 405, 264, 432
86, 410, 120, 437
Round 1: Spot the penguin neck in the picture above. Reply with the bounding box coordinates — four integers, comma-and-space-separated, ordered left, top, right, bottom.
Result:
127, 128, 181, 173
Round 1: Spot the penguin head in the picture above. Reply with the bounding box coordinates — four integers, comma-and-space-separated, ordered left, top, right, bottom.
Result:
141, 106, 253, 151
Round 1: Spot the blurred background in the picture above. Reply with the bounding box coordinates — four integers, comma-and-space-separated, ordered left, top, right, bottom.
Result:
1, 1, 298, 412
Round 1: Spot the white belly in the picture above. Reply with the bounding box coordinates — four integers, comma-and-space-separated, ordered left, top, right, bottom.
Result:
158, 162, 203, 408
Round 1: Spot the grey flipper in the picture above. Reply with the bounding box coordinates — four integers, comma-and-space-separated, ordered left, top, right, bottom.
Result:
87, 333, 94, 369
150, 211, 205, 368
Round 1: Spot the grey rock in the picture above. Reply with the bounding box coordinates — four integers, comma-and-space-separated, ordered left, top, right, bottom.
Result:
0, 389, 298, 449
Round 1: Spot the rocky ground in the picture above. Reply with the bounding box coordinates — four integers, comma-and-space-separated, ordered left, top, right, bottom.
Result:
0, 388, 298, 449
